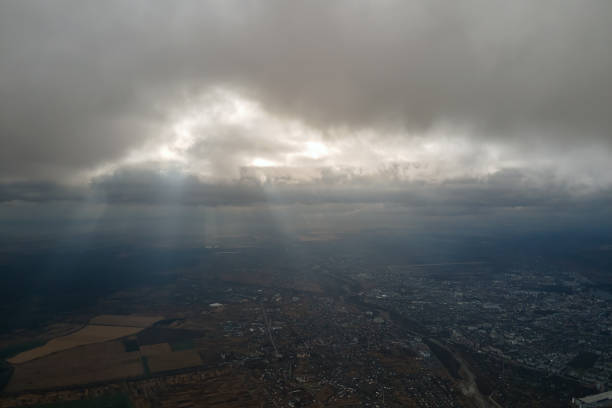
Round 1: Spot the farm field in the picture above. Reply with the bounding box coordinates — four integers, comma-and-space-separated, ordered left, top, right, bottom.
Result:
24, 393, 132, 408
147, 350, 203, 374
89, 315, 164, 328
3, 319, 210, 392
5, 341, 143, 392
7, 315, 163, 364
139, 343, 171, 356
7, 326, 141, 364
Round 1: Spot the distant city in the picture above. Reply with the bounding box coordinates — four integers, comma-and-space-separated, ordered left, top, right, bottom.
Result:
1, 230, 610, 407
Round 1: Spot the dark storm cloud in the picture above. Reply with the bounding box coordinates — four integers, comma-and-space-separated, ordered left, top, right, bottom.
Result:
1, 1, 612, 181
0, 181, 83, 203
3, 167, 611, 219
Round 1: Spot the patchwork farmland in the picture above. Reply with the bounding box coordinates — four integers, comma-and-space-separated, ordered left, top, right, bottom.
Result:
8, 315, 163, 364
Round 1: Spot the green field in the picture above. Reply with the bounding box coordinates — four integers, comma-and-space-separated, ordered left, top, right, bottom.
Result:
0, 360, 14, 391
170, 339, 194, 351
0, 340, 46, 360
141, 356, 151, 377
122, 338, 139, 352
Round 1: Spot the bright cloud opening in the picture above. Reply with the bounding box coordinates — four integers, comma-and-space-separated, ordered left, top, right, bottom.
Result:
78, 88, 611, 191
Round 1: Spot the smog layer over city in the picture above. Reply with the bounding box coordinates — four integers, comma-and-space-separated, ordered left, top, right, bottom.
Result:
1, 2, 612, 407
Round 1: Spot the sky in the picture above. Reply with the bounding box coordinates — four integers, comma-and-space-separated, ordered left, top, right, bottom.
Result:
1, 0, 612, 212
2, 2, 612, 328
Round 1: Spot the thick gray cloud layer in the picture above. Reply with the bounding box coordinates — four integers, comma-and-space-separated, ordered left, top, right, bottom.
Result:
1, 1, 611, 199
2, 168, 611, 217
